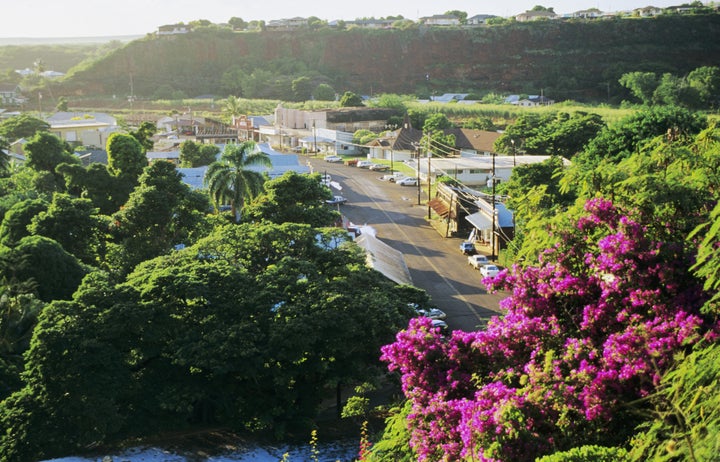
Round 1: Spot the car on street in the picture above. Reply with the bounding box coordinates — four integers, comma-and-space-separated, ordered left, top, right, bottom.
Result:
356, 160, 375, 168
396, 177, 418, 186
468, 254, 489, 269
345, 158, 359, 166
460, 241, 476, 255
480, 264, 500, 277
325, 195, 348, 205
415, 307, 447, 320
431, 319, 449, 331
369, 163, 390, 171
380, 172, 406, 182
324, 155, 343, 163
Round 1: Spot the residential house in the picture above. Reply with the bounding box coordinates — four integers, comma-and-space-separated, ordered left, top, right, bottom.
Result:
342, 18, 395, 29
0, 84, 24, 106
572, 9, 604, 19
448, 129, 502, 157
157, 24, 191, 35
266, 17, 308, 30
517, 95, 555, 106
634, 6, 664, 16
515, 10, 558, 21
46, 111, 118, 148
367, 117, 423, 164
420, 14, 461, 26
467, 14, 498, 25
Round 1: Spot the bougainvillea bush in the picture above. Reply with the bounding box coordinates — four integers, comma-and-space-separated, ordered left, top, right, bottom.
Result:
381, 198, 718, 461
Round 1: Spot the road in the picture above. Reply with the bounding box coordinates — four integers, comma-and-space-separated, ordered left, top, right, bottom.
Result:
306, 156, 507, 332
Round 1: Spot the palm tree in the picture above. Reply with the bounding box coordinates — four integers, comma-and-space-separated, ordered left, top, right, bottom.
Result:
204, 141, 271, 222
223, 95, 243, 120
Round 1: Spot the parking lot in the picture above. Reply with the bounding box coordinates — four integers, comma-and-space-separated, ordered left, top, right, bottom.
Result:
305, 155, 507, 332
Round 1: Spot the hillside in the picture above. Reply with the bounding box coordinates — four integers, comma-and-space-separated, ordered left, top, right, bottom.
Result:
58, 14, 720, 103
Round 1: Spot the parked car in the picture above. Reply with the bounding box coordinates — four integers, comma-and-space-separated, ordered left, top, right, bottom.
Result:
324, 155, 343, 163
345, 158, 359, 166
380, 172, 406, 182
468, 254, 489, 269
369, 163, 390, 171
357, 160, 375, 168
431, 319, 449, 331
415, 307, 447, 320
460, 241, 476, 255
396, 177, 418, 186
480, 264, 500, 277
325, 195, 348, 205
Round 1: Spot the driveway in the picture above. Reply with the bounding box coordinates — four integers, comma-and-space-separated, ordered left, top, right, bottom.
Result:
306, 156, 507, 332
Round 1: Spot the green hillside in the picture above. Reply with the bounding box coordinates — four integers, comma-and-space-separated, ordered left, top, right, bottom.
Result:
35, 14, 720, 103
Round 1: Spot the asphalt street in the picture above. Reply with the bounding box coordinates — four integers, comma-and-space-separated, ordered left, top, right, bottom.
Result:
305, 156, 508, 332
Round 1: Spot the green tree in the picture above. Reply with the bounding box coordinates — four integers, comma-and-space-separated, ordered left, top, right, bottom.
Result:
129, 121, 157, 152
179, 140, 219, 167
313, 83, 336, 101
0, 235, 88, 302
423, 113, 456, 156
461, 116, 495, 131
687, 66, 720, 107
204, 141, 271, 222
28, 192, 106, 265
619, 71, 658, 105
56, 162, 130, 215
106, 133, 146, 181
339, 91, 364, 107
0, 114, 50, 142
291, 76, 313, 102
107, 161, 210, 276
0, 198, 48, 247
653, 72, 700, 108
55, 97, 68, 112
228, 16, 246, 30
23, 132, 78, 174
244, 171, 338, 227
444, 10, 467, 23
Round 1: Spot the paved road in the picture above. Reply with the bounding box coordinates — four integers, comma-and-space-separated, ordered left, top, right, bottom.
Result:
305, 156, 507, 332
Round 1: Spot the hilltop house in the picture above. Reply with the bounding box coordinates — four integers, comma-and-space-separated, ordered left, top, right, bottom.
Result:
467, 14, 498, 25
515, 10, 558, 21
420, 15, 461, 26
157, 24, 191, 35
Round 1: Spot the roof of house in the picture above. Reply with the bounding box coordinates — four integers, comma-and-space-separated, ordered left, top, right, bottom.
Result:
76, 149, 108, 166
448, 129, 501, 153
46, 111, 116, 127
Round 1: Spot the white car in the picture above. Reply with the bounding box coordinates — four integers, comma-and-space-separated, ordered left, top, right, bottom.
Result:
324, 155, 343, 163
468, 254, 489, 269
369, 163, 390, 171
396, 177, 418, 186
480, 264, 500, 277
356, 160, 375, 168
380, 172, 406, 182
415, 307, 447, 320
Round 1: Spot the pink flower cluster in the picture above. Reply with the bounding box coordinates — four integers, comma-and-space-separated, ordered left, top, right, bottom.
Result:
381, 198, 717, 461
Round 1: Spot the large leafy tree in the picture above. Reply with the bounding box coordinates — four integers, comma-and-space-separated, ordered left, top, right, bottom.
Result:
0, 222, 412, 460
204, 141, 271, 222
619, 71, 658, 105
28, 192, 106, 265
23, 132, 78, 179
107, 161, 210, 277
0, 198, 48, 247
179, 140, 219, 167
128, 121, 157, 152
0, 235, 88, 302
243, 171, 338, 227
0, 114, 49, 142
56, 162, 130, 215
339, 91, 364, 107
106, 132, 146, 181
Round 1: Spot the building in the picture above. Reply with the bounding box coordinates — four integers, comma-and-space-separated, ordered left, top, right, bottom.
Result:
515, 10, 558, 21
46, 111, 118, 148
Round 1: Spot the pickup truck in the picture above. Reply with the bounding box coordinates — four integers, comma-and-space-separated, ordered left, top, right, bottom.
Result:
468, 254, 489, 269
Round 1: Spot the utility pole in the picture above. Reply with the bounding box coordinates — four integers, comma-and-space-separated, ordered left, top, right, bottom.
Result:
427, 148, 432, 219
313, 119, 318, 155
491, 150, 496, 261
